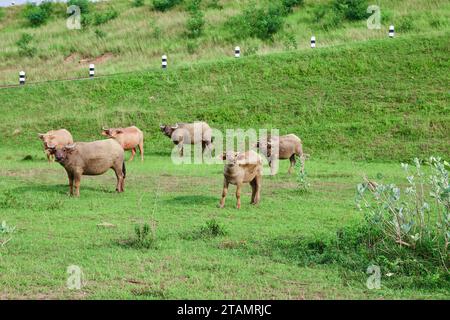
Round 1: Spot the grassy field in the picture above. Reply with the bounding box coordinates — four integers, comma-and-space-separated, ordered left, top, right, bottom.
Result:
0, 0, 449, 84
0, 1, 449, 300
1, 155, 448, 299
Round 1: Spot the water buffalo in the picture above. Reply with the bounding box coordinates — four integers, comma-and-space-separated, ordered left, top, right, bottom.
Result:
256, 134, 305, 174
159, 121, 213, 156
101, 126, 144, 161
219, 150, 262, 209
38, 129, 73, 162
47, 139, 125, 197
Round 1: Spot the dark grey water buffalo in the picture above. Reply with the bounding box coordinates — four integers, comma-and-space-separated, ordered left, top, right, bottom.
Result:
159, 121, 213, 156
47, 139, 125, 197
256, 134, 305, 174
219, 150, 262, 209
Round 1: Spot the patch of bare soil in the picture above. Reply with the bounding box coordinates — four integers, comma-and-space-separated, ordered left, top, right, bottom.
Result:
79, 53, 114, 65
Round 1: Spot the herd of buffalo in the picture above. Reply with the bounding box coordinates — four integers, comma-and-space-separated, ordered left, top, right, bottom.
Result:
38, 122, 305, 208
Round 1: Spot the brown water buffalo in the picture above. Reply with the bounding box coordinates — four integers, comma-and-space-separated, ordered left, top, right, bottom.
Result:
38, 129, 73, 162
159, 121, 213, 156
46, 139, 125, 197
256, 134, 305, 175
101, 126, 144, 161
219, 150, 262, 209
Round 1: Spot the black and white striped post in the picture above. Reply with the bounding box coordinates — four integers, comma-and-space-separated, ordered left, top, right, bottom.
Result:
310, 36, 316, 48
234, 46, 240, 58
162, 55, 167, 69
89, 64, 95, 78
19, 71, 25, 85
389, 25, 395, 38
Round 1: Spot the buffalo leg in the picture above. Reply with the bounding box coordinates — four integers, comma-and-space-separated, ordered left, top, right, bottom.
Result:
288, 154, 296, 174
113, 164, 125, 192
129, 148, 136, 162
253, 175, 262, 205
138, 142, 144, 161
219, 179, 229, 208
73, 173, 81, 197
250, 179, 257, 204
67, 172, 74, 196
236, 183, 242, 209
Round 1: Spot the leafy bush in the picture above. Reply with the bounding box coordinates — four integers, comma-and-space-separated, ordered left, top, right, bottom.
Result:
357, 157, 449, 258
333, 0, 369, 21
93, 8, 119, 26
295, 155, 309, 192
281, 0, 304, 14
16, 33, 37, 57
228, 2, 285, 40
23, 2, 53, 27
311, 3, 344, 30
132, 0, 145, 7
186, 0, 205, 38
0, 8, 5, 22
152, 0, 182, 12
68, 0, 90, 14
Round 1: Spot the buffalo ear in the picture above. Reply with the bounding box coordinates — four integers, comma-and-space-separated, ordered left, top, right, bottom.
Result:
159, 125, 165, 132
38, 133, 45, 141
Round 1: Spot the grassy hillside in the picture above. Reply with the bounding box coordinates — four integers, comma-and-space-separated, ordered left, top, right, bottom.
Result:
0, 32, 448, 161
0, 0, 448, 85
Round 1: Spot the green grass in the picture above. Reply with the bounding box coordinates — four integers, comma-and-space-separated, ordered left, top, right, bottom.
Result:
0, 3, 448, 299
0, 155, 448, 299
0, 32, 448, 161
0, 0, 448, 84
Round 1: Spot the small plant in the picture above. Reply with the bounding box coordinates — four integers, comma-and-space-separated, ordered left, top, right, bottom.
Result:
186, 0, 205, 38
132, 0, 145, 7
295, 156, 310, 193
16, 33, 37, 57
199, 219, 227, 237
0, 221, 16, 248
23, 1, 53, 27
152, 0, 182, 12
131, 222, 157, 249
186, 40, 199, 54
311, 3, 344, 30
281, 31, 297, 50
0, 8, 5, 22
94, 28, 107, 39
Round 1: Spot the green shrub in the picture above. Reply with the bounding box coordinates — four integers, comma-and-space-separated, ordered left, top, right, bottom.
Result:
16, 33, 37, 57
312, 3, 344, 30
0, 8, 4, 22
132, 0, 145, 7
23, 2, 53, 27
152, 0, 182, 12
68, 0, 90, 14
199, 219, 227, 237
228, 2, 285, 40
186, 40, 199, 54
281, 0, 304, 14
186, 0, 205, 38
333, 0, 369, 21
93, 8, 119, 26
